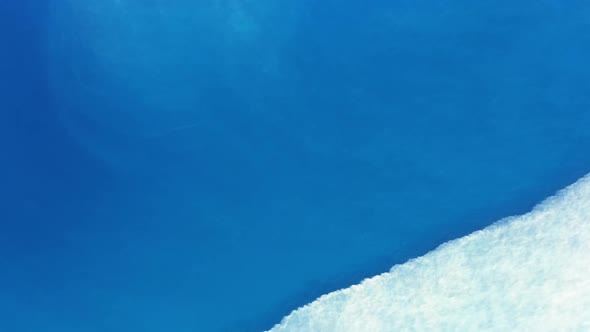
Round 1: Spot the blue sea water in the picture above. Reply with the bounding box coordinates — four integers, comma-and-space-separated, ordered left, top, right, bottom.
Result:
1, 0, 590, 331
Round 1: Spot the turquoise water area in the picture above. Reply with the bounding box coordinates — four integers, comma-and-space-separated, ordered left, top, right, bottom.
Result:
1, 0, 590, 331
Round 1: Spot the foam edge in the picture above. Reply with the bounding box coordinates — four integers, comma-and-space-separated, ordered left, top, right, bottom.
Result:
268, 173, 590, 331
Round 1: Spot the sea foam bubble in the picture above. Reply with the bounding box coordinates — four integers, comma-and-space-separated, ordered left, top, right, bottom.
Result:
270, 174, 590, 331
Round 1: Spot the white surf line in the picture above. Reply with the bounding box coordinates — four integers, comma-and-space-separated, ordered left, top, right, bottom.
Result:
269, 173, 590, 331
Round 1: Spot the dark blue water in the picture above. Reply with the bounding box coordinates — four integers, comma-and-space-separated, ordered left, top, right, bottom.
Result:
2, 1, 590, 331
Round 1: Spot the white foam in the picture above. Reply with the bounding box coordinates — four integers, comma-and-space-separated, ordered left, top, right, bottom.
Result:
269, 174, 590, 331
